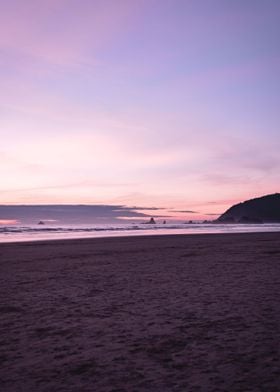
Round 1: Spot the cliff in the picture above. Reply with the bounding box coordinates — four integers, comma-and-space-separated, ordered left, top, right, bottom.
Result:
217, 193, 280, 223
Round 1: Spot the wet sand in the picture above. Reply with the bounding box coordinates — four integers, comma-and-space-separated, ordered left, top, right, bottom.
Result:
1, 232, 280, 391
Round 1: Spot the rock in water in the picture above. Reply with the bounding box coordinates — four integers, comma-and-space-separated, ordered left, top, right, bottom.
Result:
148, 217, 156, 224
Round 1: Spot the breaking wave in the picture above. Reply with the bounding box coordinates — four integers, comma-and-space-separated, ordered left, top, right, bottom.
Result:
0, 223, 280, 242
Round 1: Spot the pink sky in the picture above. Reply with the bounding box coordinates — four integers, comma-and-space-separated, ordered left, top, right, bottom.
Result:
0, 0, 279, 220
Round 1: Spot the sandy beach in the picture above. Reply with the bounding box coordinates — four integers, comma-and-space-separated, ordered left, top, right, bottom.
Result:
1, 232, 280, 391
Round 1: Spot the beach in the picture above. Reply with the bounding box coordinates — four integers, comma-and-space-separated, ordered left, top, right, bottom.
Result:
1, 232, 280, 391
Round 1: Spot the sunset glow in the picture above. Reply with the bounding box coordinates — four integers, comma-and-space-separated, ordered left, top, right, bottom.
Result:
1, 0, 279, 220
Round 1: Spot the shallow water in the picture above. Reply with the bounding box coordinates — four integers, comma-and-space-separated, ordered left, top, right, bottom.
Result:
1, 222, 280, 242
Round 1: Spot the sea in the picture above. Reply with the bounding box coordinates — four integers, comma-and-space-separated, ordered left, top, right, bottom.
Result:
1, 222, 280, 243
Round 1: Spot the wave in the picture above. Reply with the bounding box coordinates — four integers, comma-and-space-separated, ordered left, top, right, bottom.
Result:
0, 223, 188, 234
1, 223, 280, 242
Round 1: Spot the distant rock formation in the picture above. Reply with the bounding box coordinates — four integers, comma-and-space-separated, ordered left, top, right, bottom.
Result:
38, 221, 45, 225
145, 217, 156, 224
217, 193, 280, 223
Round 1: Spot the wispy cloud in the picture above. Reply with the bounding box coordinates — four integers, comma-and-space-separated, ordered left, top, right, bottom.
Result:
169, 210, 198, 214
0, 0, 140, 67
0, 1, 279, 213
0, 204, 165, 224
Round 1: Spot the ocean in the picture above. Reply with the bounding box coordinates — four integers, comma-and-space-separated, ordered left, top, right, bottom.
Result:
1, 222, 280, 242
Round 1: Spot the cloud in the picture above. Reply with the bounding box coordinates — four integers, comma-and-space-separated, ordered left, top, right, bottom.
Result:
206, 199, 241, 206
0, 0, 137, 66
169, 210, 198, 214
0, 0, 279, 213
0, 204, 165, 224
127, 206, 163, 211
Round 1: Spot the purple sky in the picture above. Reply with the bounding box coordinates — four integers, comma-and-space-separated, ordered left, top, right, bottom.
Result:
1, 0, 279, 219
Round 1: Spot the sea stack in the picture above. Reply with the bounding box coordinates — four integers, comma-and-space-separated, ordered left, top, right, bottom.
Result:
148, 217, 156, 224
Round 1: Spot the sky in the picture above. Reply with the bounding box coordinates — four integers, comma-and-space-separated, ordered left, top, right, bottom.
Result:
1, 0, 279, 221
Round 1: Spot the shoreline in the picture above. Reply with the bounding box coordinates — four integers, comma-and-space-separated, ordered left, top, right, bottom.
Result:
1, 232, 280, 391
1, 227, 280, 245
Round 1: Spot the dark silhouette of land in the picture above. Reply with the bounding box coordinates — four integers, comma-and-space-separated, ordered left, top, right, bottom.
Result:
218, 193, 280, 223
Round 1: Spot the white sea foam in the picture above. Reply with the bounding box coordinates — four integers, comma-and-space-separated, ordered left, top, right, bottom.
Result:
0, 223, 280, 242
